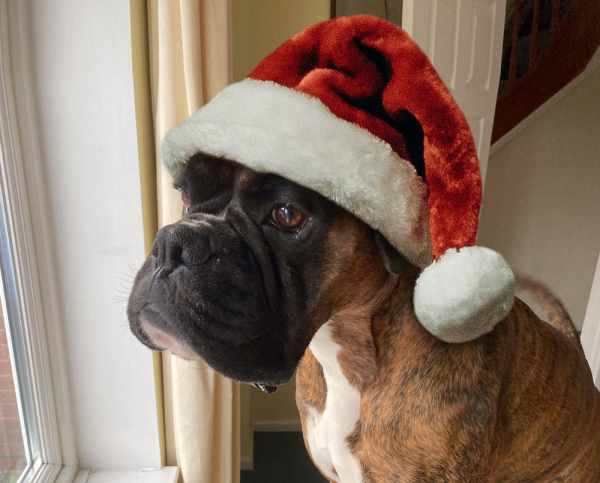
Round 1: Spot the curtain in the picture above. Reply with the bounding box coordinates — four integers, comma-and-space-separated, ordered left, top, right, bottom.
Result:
147, 1, 240, 481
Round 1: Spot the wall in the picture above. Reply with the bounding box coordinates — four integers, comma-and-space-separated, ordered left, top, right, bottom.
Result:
335, 0, 402, 24
231, 0, 330, 466
23, 0, 161, 470
479, 65, 600, 330
232, 0, 330, 82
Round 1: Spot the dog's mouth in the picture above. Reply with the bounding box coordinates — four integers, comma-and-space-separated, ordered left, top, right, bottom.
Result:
136, 305, 202, 361
250, 383, 279, 393
134, 305, 282, 392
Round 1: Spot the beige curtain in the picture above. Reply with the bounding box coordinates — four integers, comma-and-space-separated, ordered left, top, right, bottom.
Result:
147, 1, 240, 482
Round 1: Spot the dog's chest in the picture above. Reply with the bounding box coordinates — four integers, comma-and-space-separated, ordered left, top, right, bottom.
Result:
304, 322, 363, 483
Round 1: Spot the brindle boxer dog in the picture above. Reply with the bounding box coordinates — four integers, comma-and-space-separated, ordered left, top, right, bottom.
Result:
128, 152, 600, 482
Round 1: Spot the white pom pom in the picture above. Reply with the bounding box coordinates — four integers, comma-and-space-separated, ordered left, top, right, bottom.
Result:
413, 246, 515, 343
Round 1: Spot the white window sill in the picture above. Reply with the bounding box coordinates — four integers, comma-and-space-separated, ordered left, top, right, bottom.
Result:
74, 468, 179, 483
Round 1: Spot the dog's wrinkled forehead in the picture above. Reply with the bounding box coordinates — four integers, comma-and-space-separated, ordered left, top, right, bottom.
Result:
175, 153, 235, 196
173, 152, 329, 215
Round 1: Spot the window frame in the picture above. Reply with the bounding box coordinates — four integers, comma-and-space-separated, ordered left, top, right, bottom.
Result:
0, 1, 78, 481
0, 178, 39, 478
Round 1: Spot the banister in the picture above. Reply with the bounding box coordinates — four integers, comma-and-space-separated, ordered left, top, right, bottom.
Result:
492, 0, 600, 143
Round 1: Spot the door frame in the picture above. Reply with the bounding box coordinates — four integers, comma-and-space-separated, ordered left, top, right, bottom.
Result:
581, 253, 600, 387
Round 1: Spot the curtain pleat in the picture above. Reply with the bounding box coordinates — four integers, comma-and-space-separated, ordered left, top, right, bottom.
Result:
148, 1, 240, 481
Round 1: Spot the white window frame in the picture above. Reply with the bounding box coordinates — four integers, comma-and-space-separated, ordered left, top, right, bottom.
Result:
2, 2, 175, 481
0, 1, 78, 481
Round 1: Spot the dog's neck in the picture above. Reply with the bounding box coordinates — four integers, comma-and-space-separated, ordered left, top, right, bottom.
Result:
301, 265, 425, 481
312, 266, 420, 393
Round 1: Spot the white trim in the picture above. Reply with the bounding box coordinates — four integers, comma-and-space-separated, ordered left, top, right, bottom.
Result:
75, 468, 179, 483
55, 466, 79, 483
581, 253, 600, 387
401, 0, 417, 39
253, 420, 303, 432
12, 0, 161, 470
1, 0, 78, 478
1, 0, 61, 467
20, 462, 62, 483
490, 47, 600, 156
162, 78, 432, 268
73, 471, 90, 483
0, 3, 38, 468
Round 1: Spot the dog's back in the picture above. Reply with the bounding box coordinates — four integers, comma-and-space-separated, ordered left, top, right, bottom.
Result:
516, 276, 582, 350
491, 280, 600, 481
358, 271, 600, 482
297, 267, 600, 481
491, 296, 600, 481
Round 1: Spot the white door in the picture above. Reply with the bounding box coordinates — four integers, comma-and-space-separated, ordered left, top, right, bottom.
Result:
402, 0, 507, 185
581, 254, 600, 387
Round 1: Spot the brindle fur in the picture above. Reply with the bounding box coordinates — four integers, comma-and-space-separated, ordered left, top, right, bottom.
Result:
516, 276, 582, 351
296, 212, 600, 482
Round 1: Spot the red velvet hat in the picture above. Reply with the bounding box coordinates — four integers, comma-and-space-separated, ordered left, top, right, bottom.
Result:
162, 15, 515, 343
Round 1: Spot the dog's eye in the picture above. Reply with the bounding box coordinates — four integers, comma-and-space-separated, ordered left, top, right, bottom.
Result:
271, 204, 307, 231
180, 190, 191, 207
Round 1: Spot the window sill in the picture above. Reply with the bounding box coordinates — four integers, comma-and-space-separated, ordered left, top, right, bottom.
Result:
74, 468, 179, 483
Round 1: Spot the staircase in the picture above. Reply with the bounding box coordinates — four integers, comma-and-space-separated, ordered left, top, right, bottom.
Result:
492, 0, 600, 142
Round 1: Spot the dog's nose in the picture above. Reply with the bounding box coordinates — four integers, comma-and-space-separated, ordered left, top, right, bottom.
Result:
152, 223, 213, 271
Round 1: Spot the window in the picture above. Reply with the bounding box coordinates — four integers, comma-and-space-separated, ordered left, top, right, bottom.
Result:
0, 170, 38, 482
0, 2, 77, 481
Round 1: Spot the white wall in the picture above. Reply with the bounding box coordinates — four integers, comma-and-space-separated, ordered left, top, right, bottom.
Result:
23, 0, 161, 470
479, 65, 600, 330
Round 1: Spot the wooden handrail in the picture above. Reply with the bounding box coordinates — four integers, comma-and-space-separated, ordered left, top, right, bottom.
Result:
551, 0, 561, 40
530, 0, 540, 69
508, 0, 522, 88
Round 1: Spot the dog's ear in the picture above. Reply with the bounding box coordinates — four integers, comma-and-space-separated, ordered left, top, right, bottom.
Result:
374, 231, 408, 275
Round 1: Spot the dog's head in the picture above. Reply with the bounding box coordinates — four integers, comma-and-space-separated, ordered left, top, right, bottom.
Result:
127, 153, 407, 388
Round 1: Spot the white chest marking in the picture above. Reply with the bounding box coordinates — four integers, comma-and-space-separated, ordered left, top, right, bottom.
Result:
305, 322, 363, 483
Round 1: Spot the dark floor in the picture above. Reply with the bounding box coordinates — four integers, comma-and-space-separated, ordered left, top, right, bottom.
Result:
241, 431, 328, 483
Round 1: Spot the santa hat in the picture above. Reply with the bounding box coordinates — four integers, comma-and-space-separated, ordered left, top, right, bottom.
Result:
161, 15, 515, 343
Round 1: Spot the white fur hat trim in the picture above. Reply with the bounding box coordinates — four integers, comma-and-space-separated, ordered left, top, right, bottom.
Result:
162, 79, 432, 268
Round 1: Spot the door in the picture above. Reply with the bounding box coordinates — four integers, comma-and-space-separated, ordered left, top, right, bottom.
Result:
581, 254, 600, 387
402, 0, 507, 185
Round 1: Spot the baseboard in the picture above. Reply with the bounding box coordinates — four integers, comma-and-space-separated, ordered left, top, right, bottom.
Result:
56, 466, 79, 483
253, 420, 302, 432
74, 470, 90, 483
74, 468, 179, 483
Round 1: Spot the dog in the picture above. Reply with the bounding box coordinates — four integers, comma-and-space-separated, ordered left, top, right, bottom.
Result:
128, 152, 600, 482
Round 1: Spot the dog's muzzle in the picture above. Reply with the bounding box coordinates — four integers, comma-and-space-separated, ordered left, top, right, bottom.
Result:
128, 215, 292, 388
